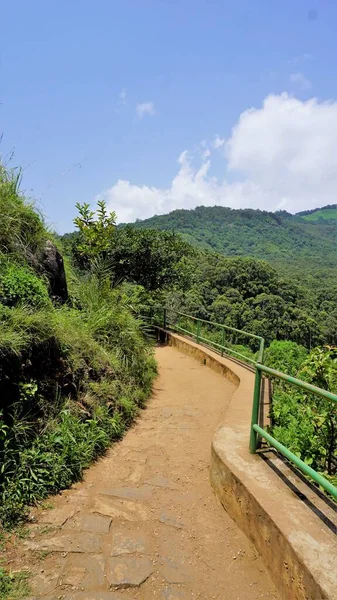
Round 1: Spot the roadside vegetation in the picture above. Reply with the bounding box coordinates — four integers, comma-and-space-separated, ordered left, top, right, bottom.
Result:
0, 166, 156, 530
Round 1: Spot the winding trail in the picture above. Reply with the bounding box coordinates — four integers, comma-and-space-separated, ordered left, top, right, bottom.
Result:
20, 345, 279, 599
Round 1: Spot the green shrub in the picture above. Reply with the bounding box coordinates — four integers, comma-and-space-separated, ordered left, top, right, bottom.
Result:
265, 340, 308, 376
0, 164, 158, 529
268, 345, 337, 489
0, 263, 51, 308
0, 165, 46, 259
0, 403, 127, 526
0, 567, 30, 599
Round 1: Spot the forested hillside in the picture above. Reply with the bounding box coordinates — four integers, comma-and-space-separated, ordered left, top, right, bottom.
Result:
129, 205, 337, 287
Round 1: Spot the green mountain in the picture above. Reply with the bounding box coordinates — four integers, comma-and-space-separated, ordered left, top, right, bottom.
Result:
131, 206, 337, 288
296, 204, 337, 222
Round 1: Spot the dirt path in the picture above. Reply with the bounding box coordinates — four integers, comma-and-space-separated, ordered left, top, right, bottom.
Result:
15, 346, 279, 599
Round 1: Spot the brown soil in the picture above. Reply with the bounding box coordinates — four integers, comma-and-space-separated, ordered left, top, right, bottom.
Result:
5, 345, 280, 600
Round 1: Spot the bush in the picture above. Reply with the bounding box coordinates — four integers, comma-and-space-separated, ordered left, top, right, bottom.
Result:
264, 340, 308, 376
0, 263, 51, 308
267, 344, 337, 489
0, 165, 157, 527
0, 165, 46, 259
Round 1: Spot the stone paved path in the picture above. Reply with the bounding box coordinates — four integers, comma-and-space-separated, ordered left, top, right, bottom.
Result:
19, 346, 279, 599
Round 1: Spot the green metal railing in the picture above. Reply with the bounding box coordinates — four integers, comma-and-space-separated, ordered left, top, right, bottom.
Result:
143, 306, 337, 501
163, 307, 265, 364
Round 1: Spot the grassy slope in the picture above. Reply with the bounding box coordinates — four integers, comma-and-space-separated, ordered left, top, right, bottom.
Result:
0, 166, 157, 529
130, 206, 337, 287
301, 207, 337, 222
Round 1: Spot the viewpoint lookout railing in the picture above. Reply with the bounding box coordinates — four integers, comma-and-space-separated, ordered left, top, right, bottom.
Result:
140, 306, 337, 501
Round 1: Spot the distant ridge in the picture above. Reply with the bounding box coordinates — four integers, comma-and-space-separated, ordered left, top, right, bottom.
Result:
129, 205, 337, 286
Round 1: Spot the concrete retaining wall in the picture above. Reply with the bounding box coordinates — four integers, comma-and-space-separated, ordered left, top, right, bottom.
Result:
160, 329, 337, 600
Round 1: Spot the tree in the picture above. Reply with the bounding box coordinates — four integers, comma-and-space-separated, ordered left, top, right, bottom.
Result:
73, 201, 116, 268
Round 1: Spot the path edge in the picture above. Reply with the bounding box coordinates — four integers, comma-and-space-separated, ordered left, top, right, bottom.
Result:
157, 328, 337, 600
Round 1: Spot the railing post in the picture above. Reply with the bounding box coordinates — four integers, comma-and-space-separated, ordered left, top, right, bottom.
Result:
258, 338, 265, 363
196, 320, 200, 343
221, 328, 225, 356
250, 366, 262, 453
163, 307, 167, 330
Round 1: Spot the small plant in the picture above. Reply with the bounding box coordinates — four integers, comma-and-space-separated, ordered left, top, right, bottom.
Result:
0, 264, 51, 308
73, 200, 116, 268
0, 568, 30, 600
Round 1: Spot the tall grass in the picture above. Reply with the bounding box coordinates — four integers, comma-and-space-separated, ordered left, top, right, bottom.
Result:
0, 163, 157, 527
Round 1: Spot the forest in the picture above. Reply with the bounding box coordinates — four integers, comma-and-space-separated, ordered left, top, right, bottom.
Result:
130, 204, 337, 289
0, 165, 336, 543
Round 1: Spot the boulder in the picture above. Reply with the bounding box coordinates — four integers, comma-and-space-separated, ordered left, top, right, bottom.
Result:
41, 240, 68, 303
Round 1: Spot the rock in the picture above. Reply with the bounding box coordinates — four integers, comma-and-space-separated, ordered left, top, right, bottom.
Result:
106, 556, 153, 588
92, 496, 151, 521
160, 557, 188, 583
159, 512, 184, 529
61, 554, 105, 589
100, 486, 153, 501
82, 514, 112, 534
161, 588, 186, 600
145, 475, 180, 490
41, 240, 68, 303
26, 532, 103, 553
110, 528, 151, 555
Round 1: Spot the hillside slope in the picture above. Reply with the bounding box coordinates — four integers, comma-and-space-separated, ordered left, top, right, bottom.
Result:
131, 206, 337, 286
297, 204, 337, 222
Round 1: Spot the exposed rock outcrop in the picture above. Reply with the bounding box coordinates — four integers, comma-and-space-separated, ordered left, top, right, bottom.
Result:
41, 240, 68, 303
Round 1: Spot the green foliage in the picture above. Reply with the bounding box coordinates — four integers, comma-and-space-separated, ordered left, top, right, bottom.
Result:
164, 253, 328, 348
0, 263, 51, 308
0, 165, 46, 260
73, 200, 116, 267
71, 202, 194, 291
298, 204, 337, 222
264, 340, 308, 376
0, 167, 157, 528
132, 204, 337, 289
67, 204, 337, 349
268, 344, 337, 487
0, 568, 30, 599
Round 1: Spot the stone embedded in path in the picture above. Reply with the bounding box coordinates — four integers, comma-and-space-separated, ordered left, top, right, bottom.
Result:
100, 485, 153, 501
110, 528, 151, 555
82, 513, 112, 533
38, 504, 79, 526
60, 554, 105, 589
106, 556, 153, 588
26, 532, 103, 553
145, 474, 180, 490
29, 569, 59, 596
160, 557, 188, 583
159, 512, 184, 529
93, 496, 151, 521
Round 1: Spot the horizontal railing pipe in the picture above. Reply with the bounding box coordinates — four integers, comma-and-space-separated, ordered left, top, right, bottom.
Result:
256, 364, 337, 404
253, 424, 337, 500
172, 311, 263, 342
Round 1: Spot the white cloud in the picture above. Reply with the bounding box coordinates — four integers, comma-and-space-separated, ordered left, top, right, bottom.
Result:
119, 88, 127, 105
99, 93, 337, 222
212, 134, 225, 148
136, 101, 156, 118
290, 53, 313, 64
290, 72, 312, 90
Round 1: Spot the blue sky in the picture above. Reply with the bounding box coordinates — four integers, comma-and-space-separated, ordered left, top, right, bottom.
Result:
2, 1, 337, 232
